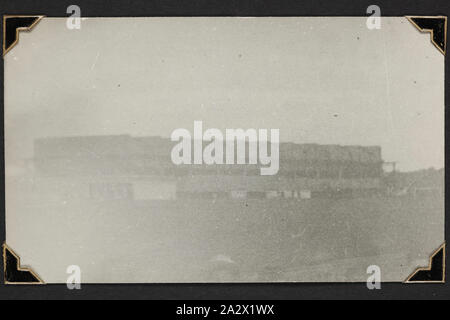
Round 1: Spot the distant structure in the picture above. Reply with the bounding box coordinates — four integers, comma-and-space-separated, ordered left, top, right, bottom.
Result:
33, 135, 384, 202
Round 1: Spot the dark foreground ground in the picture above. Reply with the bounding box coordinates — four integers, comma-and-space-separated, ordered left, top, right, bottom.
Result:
9, 192, 443, 283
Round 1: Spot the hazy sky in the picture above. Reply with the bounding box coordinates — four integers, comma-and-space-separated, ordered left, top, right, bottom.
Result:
5, 17, 444, 171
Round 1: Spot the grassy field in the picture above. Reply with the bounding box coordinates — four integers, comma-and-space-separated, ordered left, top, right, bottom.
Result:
8, 192, 443, 282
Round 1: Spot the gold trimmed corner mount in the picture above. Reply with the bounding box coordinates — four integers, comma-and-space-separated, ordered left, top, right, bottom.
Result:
2, 243, 44, 285
3, 15, 45, 57
406, 16, 447, 56
405, 243, 445, 284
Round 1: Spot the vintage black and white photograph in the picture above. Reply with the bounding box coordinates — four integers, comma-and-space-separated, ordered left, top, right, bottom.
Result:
3, 16, 444, 284
1, 0, 449, 304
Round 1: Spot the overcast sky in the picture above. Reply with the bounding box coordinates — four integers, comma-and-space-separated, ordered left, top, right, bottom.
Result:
5, 17, 444, 171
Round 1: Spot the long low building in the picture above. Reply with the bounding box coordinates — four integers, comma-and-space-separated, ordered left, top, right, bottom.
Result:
32, 135, 384, 201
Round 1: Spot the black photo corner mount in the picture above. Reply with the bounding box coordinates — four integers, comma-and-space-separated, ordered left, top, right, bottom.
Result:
3, 15, 44, 57
405, 243, 446, 283
2, 244, 44, 285
407, 16, 447, 55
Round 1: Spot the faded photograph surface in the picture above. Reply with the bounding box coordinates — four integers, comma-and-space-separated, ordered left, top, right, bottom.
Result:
4, 17, 444, 283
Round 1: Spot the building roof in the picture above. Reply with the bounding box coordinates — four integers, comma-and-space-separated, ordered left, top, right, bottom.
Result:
34, 135, 382, 163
